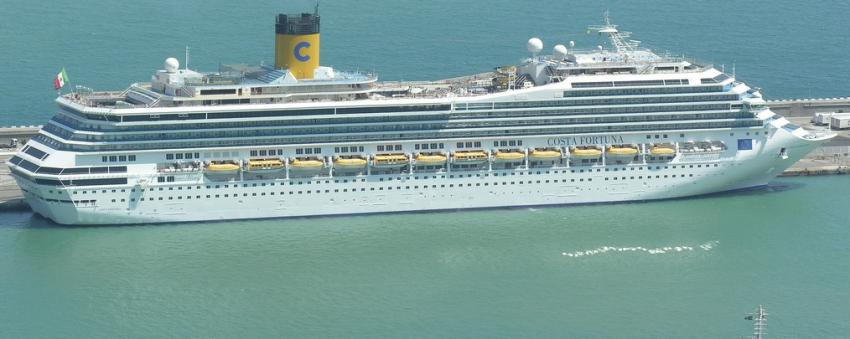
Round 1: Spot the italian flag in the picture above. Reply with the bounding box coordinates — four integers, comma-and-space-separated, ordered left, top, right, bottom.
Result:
54, 68, 69, 90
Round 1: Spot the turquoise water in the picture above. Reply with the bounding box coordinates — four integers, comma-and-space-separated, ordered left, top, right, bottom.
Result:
2, 1, 850, 337
1, 177, 849, 338
1, 0, 849, 125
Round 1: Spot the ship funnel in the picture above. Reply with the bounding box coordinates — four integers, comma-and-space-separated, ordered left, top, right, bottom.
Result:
274, 9, 321, 79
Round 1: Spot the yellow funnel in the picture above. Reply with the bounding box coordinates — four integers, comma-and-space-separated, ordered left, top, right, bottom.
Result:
275, 12, 320, 80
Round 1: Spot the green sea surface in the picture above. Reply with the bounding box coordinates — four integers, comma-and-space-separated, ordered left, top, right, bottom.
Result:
1, 177, 849, 338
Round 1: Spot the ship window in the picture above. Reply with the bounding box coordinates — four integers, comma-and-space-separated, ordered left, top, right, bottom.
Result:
474, 142, 481, 147
200, 89, 236, 95
509, 141, 516, 146
493, 141, 499, 147
305, 148, 313, 154
259, 150, 267, 156
250, 150, 258, 156
295, 149, 303, 155
314, 148, 321, 154
175, 153, 183, 160
394, 145, 402, 151
102, 156, 107, 162
128, 155, 136, 161
109, 156, 117, 162
377, 146, 384, 151
500, 141, 507, 146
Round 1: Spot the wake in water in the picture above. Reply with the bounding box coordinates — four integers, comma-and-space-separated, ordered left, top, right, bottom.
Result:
561, 241, 719, 258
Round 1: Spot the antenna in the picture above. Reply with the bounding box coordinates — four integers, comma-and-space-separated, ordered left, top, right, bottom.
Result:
185, 45, 190, 70
732, 61, 737, 78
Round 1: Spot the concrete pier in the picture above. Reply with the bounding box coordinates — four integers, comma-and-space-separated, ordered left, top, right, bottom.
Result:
2, 97, 850, 211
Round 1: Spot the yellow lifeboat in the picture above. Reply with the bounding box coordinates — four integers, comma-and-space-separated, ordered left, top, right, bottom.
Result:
493, 150, 525, 161
649, 146, 676, 156
570, 147, 603, 159
528, 148, 562, 160
246, 158, 284, 172
290, 158, 324, 170
333, 156, 367, 168
606, 145, 639, 157
453, 151, 488, 163
373, 153, 409, 167
415, 153, 448, 165
206, 162, 240, 172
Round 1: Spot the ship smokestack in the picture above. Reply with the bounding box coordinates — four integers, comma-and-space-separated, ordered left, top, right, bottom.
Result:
274, 7, 321, 80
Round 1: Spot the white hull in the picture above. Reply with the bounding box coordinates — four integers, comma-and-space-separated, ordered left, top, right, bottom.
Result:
14, 127, 823, 225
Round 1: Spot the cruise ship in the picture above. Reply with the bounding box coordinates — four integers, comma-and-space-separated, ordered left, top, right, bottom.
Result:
5, 10, 834, 225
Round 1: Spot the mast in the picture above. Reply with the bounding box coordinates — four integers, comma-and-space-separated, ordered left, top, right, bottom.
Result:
587, 10, 641, 55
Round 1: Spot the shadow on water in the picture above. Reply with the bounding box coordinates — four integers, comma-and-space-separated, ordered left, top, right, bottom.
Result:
0, 180, 807, 230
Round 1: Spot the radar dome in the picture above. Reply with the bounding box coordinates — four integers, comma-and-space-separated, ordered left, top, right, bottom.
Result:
164, 57, 180, 73
553, 44, 568, 59
526, 38, 543, 54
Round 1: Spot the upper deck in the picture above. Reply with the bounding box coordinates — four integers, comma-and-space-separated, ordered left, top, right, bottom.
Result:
60, 13, 723, 113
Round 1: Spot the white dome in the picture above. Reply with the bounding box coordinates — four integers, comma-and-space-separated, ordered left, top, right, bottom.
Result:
526, 38, 543, 54
164, 57, 180, 73
553, 44, 568, 59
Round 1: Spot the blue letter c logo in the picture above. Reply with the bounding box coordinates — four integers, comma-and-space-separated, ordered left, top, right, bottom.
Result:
294, 42, 311, 62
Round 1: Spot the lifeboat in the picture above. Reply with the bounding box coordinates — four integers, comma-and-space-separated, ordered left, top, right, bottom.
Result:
333, 156, 367, 168
246, 158, 284, 173
606, 145, 639, 157
290, 158, 324, 170
372, 153, 409, 168
493, 150, 525, 162
205, 161, 240, 177
528, 148, 562, 160
415, 153, 448, 165
649, 145, 676, 156
710, 141, 726, 151
570, 147, 603, 159
453, 151, 488, 163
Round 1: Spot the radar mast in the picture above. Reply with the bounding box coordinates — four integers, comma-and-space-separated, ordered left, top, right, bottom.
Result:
587, 10, 642, 54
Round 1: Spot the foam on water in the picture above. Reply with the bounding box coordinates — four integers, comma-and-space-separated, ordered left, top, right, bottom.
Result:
561, 241, 719, 258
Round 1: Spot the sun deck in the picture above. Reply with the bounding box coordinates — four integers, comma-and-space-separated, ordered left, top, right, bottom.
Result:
60, 13, 717, 111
